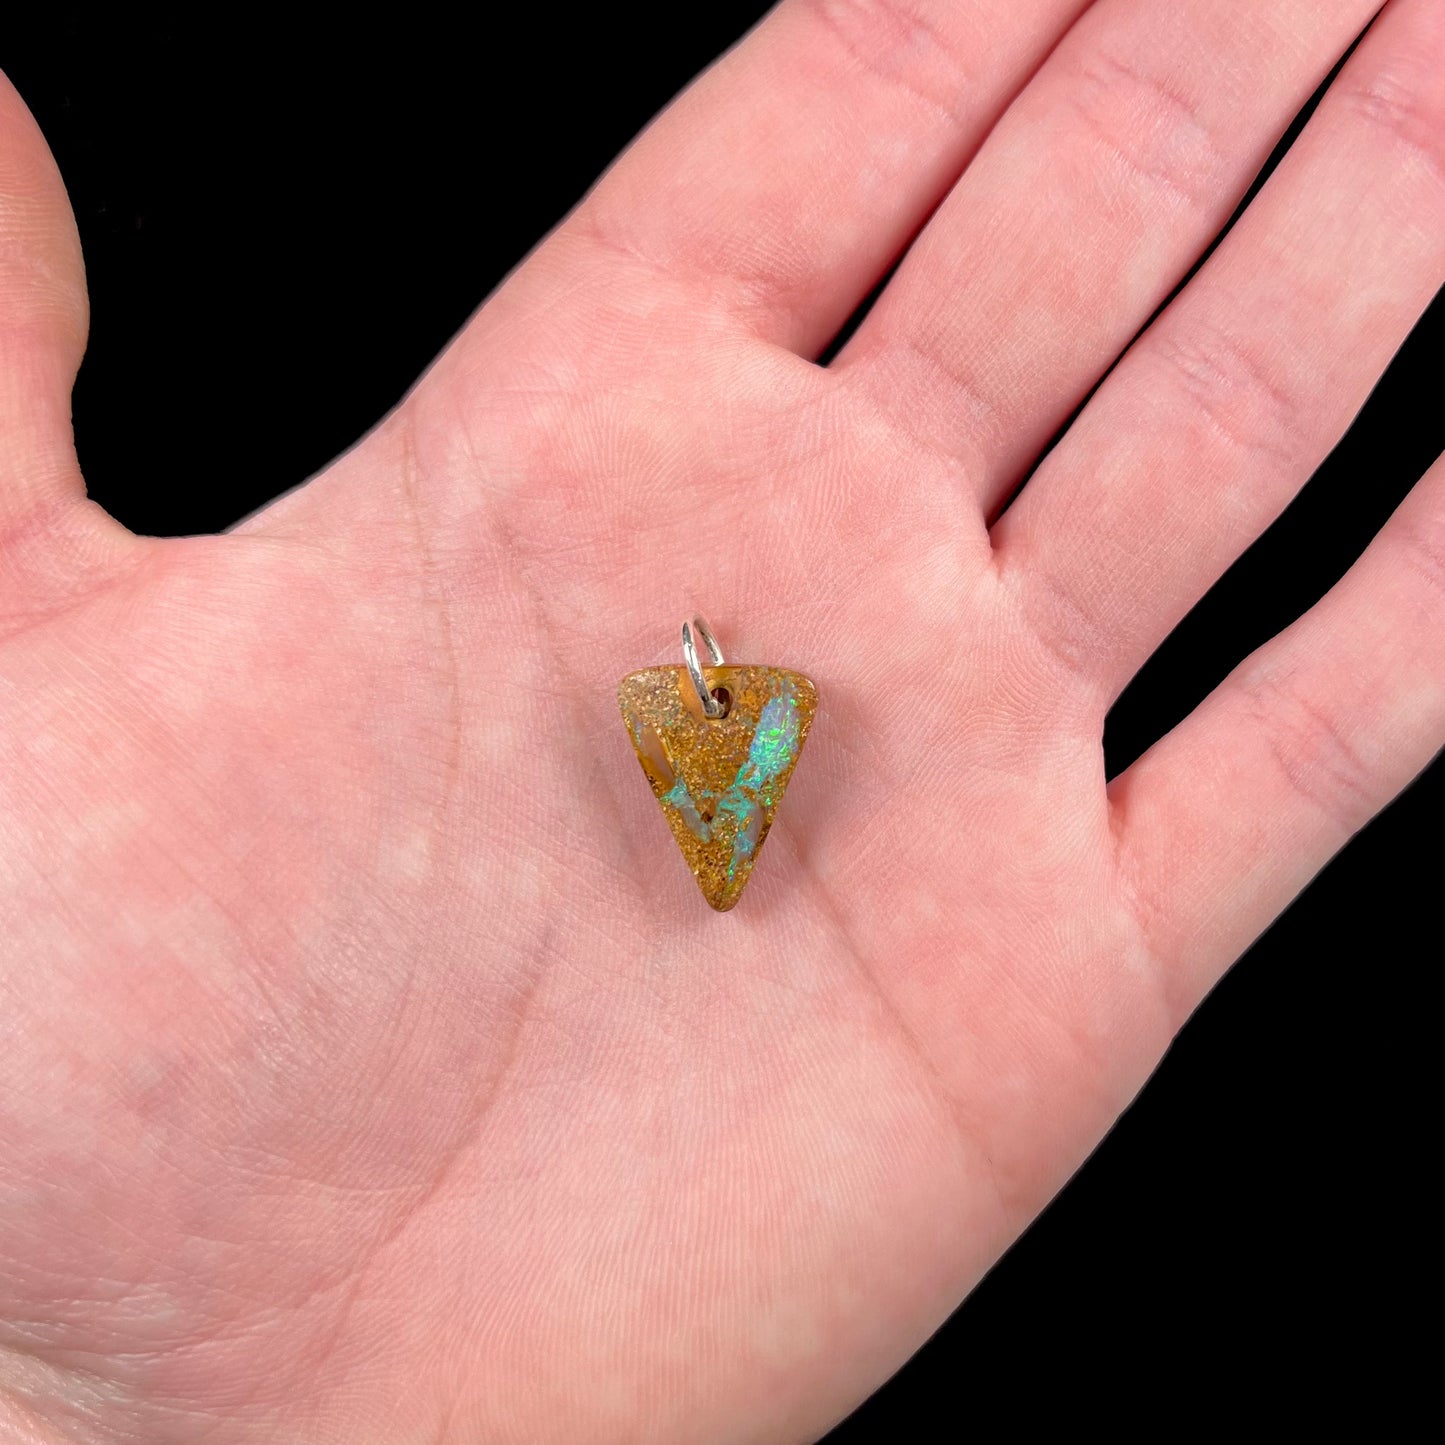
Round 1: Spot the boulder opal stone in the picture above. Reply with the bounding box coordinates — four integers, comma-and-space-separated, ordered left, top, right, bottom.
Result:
617, 664, 818, 911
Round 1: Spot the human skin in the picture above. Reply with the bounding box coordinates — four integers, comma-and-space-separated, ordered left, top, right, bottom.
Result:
0, 0, 1442, 1441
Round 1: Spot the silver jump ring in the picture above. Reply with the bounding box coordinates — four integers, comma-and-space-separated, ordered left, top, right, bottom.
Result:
682, 615, 727, 718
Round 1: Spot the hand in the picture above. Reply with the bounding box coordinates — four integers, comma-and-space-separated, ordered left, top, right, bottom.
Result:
2, 3, 1441, 1441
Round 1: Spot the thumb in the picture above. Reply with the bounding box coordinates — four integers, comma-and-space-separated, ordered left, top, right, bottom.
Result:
0, 69, 134, 610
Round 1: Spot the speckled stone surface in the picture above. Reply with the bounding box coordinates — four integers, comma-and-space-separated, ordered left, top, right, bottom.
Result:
617, 665, 818, 911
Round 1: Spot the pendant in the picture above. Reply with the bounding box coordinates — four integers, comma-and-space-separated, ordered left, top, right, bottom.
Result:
617, 617, 818, 911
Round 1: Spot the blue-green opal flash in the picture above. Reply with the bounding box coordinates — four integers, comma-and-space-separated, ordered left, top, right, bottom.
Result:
737, 692, 800, 787
660, 776, 712, 842
617, 661, 817, 911
656, 685, 801, 877
723, 685, 800, 875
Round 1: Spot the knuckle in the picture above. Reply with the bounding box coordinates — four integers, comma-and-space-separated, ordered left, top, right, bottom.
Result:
1147, 319, 1311, 475
1338, 58, 1445, 193
1392, 503, 1445, 624
1240, 665, 1378, 833
1063, 47, 1226, 210
806, 0, 977, 121
1002, 547, 1114, 707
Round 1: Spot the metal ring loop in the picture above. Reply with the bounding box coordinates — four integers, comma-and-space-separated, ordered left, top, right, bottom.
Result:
682, 616, 727, 718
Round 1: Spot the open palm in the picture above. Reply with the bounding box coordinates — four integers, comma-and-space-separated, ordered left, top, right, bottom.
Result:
3, 2, 1443, 1441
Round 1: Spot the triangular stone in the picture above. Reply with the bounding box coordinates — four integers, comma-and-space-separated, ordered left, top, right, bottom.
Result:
617, 665, 818, 911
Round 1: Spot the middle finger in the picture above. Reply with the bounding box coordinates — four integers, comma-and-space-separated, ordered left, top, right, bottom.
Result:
834, 0, 1377, 516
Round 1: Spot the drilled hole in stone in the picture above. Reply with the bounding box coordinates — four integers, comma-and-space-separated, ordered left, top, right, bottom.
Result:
710, 687, 732, 719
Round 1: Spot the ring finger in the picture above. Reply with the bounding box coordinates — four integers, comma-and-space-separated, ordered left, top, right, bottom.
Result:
834, 0, 1379, 515
993, 0, 1445, 705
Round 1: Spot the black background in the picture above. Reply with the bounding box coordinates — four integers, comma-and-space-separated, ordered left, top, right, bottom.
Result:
3, 8, 1437, 1439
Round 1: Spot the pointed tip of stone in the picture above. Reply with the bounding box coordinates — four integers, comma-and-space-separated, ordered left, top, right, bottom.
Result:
701, 882, 741, 912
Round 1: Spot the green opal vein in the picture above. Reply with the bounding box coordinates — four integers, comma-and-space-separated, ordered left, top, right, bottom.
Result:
617, 664, 818, 911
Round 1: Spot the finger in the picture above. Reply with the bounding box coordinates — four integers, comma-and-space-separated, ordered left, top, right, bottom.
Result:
0, 69, 88, 534
0, 72, 133, 615
994, 0, 1445, 703
1108, 449, 1445, 1015
834, 0, 1378, 511
563, 0, 1093, 355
